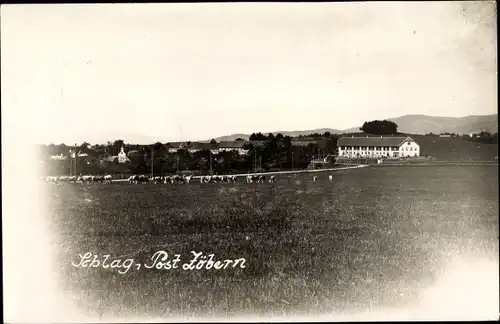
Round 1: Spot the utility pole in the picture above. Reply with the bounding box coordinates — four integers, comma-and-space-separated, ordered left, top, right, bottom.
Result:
209, 150, 212, 174
259, 156, 262, 171
74, 143, 77, 176
151, 146, 154, 178
254, 151, 256, 173
292, 151, 294, 171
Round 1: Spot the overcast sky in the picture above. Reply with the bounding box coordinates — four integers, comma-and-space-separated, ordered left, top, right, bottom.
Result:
1, 2, 497, 144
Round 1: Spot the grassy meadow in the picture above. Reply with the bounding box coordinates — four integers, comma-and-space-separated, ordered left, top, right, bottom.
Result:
45, 166, 499, 319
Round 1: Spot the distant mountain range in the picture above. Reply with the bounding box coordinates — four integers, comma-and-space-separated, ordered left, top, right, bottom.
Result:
47, 114, 497, 145
207, 114, 498, 142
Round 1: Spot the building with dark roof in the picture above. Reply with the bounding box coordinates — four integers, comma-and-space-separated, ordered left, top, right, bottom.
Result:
337, 136, 420, 158
166, 142, 184, 153
291, 140, 317, 147
218, 141, 249, 155
248, 140, 267, 147
188, 142, 219, 153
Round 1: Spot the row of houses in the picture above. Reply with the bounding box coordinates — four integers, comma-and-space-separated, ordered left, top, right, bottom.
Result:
165, 139, 326, 154
46, 139, 330, 163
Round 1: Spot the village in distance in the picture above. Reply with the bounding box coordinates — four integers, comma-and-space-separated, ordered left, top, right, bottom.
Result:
39, 116, 499, 178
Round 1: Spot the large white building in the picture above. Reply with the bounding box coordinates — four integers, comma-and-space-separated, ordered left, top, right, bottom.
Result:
337, 136, 420, 158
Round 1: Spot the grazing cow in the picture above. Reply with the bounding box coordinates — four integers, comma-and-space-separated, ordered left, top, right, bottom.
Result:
94, 175, 105, 184
152, 176, 163, 184
313, 176, 318, 183
184, 175, 193, 184
167, 175, 182, 184
58, 176, 69, 183
78, 175, 93, 184
230, 175, 237, 183
247, 175, 256, 183
258, 175, 266, 183
104, 175, 113, 184
269, 175, 276, 183
329, 174, 333, 182
45, 176, 58, 183
129, 174, 149, 184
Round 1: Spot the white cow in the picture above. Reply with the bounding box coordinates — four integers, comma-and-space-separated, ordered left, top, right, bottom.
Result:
77, 175, 94, 184
104, 175, 113, 184
45, 176, 58, 183
329, 175, 333, 182
313, 176, 318, 183
269, 176, 276, 183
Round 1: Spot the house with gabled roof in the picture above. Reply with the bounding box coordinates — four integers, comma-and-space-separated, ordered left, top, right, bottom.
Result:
166, 142, 185, 153
337, 135, 420, 158
218, 141, 249, 155
188, 142, 219, 153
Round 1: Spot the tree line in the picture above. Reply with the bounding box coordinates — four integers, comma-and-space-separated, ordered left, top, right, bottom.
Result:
38, 119, 402, 176
39, 132, 342, 176
40, 119, 498, 176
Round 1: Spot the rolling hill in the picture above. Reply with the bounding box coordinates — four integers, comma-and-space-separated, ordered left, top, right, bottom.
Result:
208, 114, 498, 141
45, 114, 497, 145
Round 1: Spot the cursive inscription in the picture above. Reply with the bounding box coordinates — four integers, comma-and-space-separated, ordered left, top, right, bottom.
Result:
72, 251, 246, 274
72, 252, 135, 274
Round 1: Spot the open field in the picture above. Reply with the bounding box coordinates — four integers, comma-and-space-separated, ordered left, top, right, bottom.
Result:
410, 135, 498, 161
46, 166, 499, 320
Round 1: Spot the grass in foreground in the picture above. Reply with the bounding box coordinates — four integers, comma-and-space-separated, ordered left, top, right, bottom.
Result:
46, 166, 499, 319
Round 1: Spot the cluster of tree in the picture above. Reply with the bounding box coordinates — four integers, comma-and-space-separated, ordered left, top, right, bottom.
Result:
469, 131, 498, 144
360, 120, 398, 135
39, 133, 341, 176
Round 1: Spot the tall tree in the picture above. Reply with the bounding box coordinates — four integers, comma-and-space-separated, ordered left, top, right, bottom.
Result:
112, 140, 125, 155
360, 120, 398, 135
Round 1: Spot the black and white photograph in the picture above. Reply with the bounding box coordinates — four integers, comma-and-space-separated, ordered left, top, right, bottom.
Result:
2, 2, 498, 322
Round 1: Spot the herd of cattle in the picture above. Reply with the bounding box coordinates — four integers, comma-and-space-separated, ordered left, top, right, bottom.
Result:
44, 175, 113, 184
43, 174, 332, 185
